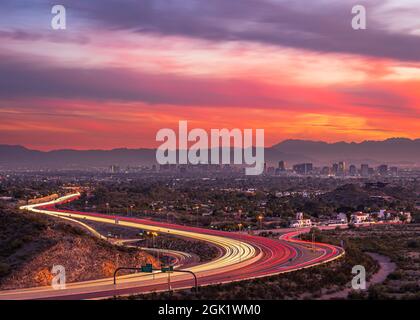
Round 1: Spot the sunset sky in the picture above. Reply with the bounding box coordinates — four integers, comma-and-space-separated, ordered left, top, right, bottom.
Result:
1, 0, 419, 150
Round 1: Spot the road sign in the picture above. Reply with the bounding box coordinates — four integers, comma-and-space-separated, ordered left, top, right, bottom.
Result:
140, 263, 153, 273
161, 266, 174, 273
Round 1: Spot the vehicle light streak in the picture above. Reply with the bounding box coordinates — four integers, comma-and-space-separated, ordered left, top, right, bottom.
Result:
0, 193, 344, 300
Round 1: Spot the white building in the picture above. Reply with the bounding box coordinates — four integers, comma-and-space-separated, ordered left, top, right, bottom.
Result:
350, 212, 370, 224
401, 212, 412, 223
296, 212, 304, 220
290, 218, 312, 228
377, 209, 387, 219
336, 213, 348, 224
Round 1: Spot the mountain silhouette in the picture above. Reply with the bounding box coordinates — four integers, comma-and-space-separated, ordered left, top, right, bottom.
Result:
0, 138, 419, 169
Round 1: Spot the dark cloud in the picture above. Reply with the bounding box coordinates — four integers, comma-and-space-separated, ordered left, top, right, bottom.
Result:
0, 29, 90, 44
338, 86, 419, 117
49, 0, 420, 62
1, 52, 416, 120
0, 54, 300, 108
2, 1, 419, 61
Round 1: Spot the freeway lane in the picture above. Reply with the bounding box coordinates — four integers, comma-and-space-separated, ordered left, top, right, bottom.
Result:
0, 193, 344, 300
52, 215, 203, 268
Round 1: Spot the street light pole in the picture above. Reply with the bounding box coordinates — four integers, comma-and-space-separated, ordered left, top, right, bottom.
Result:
168, 268, 172, 291
114, 267, 198, 292
311, 232, 315, 252
258, 214, 263, 230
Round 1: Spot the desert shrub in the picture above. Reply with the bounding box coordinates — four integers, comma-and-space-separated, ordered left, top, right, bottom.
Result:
407, 240, 418, 248
388, 271, 403, 280
0, 263, 10, 277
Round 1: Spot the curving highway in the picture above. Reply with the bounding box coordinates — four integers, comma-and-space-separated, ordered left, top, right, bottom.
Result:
0, 193, 344, 300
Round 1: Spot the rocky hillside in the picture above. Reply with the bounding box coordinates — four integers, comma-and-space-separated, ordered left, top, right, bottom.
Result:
0, 205, 158, 290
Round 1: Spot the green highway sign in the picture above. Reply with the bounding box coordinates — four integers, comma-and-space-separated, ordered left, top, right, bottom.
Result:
140, 263, 153, 273
161, 266, 174, 273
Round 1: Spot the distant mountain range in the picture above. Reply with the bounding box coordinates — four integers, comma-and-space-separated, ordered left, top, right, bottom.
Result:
0, 138, 419, 170
267, 138, 420, 167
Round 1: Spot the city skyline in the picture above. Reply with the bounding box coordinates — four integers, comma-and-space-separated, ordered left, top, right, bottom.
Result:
1, 0, 419, 306
1, 136, 419, 151
1, 0, 420, 150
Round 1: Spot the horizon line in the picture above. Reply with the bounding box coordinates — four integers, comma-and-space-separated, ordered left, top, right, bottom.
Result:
1, 136, 418, 152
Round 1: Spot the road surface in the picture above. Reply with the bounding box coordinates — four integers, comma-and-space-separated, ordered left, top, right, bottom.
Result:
0, 193, 344, 300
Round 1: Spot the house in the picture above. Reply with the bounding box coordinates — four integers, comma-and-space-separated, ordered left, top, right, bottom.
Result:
400, 212, 412, 223
350, 212, 370, 224
289, 218, 312, 228
336, 213, 348, 224
376, 209, 387, 220
389, 214, 401, 223
296, 212, 304, 220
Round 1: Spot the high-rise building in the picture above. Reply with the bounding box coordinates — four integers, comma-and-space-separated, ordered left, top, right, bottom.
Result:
378, 164, 388, 175
349, 164, 357, 176
267, 166, 275, 175
361, 164, 369, 177
321, 166, 331, 175
293, 163, 313, 175
332, 163, 339, 175
109, 165, 120, 173
278, 161, 286, 171
338, 161, 346, 175
390, 166, 398, 176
